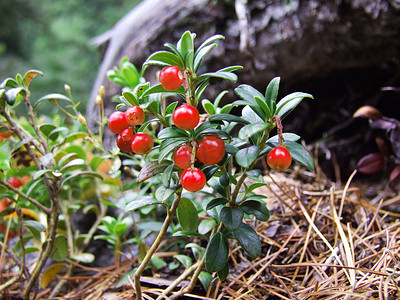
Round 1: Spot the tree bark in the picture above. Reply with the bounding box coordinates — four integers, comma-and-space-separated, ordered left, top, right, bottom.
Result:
87, 0, 400, 151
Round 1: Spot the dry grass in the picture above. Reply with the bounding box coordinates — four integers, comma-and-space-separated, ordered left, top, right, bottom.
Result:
2, 168, 400, 299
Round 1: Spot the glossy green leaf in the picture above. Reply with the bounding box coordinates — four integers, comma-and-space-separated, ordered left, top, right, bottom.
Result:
155, 185, 179, 202
206, 197, 229, 210
194, 43, 217, 72
198, 219, 216, 235
125, 196, 161, 212
158, 127, 189, 140
264, 76, 280, 113
173, 254, 193, 268
64, 132, 88, 144
285, 140, 315, 171
198, 271, 213, 291
49, 234, 68, 262
23, 69, 43, 89
202, 165, 219, 180
34, 93, 73, 108
202, 99, 216, 115
23, 220, 46, 242
276, 92, 313, 120
165, 101, 179, 114
238, 122, 269, 140
234, 84, 264, 105
122, 91, 139, 106
143, 51, 183, 69
235, 146, 260, 168
232, 223, 261, 258
205, 232, 228, 272
208, 113, 250, 125
254, 96, 271, 119
220, 207, 243, 231
137, 161, 171, 183
158, 138, 188, 163
240, 200, 270, 221
177, 197, 199, 232
5, 87, 26, 105
173, 231, 208, 239
178, 31, 195, 69
195, 34, 224, 56
266, 133, 300, 145
217, 262, 229, 281
162, 163, 175, 188
195, 71, 238, 85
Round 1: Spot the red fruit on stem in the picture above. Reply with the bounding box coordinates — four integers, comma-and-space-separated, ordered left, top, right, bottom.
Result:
172, 105, 199, 130
131, 132, 154, 155
117, 128, 134, 153
267, 146, 292, 171
196, 135, 225, 165
159, 66, 183, 91
108, 111, 129, 134
181, 167, 206, 192
8, 177, 24, 188
125, 106, 145, 126
173, 144, 192, 169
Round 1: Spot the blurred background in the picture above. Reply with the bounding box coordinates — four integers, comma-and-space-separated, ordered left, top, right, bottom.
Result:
0, 0, 141, 113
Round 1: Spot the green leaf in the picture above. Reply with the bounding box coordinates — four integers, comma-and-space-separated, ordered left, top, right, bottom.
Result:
217, 262, 229, 281
5, 87, 26, 105
173, 231, 208, 239
266, 133, 300, 145
177, 197, 199, 232
23, 220, 46, 242
195, 71, 238, 85
143, 51, 183, 69
276, 92, 313, 120
264, 76, 280, 113
49, 234, 68, 261
240, 200, 270, 221
162, 163, 175, 188
206, 197, 229, 210
122, 91, 139, 106
194, 43, 217, 72
220, 207, 243, 231
254, 96, 271, 119
63, 132, 88, 144
137, 161, 171, 183
235, 146, 260, 168
198, 271, 213, 291
158, 127, 189, 140
285, 140, 315, 171
70, 253, 95, 263
198, 219, 216, 235
165, 101, 179, 115
23, 69, 43, 89
195, 34, 224, 56
202, 99, 216, 115
125, 196, 161, 212
178, 31, 195, 69
141, 83, 185, 98
205, 232, 228, 272
155, 185, 179, 202
232, 223, 261, 258
234, 84, 264, 105
207, 179, 227, 197
238, 123, 269, 140
208, 114, 250, 125
173, 254, 193, 268
34, 93, 73, 108
202, 165, 219, 180
158, 138, 188, 163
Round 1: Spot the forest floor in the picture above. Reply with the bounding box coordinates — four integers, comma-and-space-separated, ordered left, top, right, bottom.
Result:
6, 162, 397, 300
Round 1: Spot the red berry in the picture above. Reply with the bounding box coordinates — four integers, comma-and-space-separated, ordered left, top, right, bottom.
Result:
131, 132, 154, 155
267, 146, 292, 171
172, 105, 199, 130
125, 106, 145, 126
181, 168, 206, 192
8, 177, 24, 188
117, 128, 134, 153
159, 66, 183, 91
196, 135, 225, 165
108, 111, 129, 134
173, 144, 192, 169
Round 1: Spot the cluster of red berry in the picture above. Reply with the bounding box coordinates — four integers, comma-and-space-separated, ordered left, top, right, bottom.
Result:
108, 106, 154, 155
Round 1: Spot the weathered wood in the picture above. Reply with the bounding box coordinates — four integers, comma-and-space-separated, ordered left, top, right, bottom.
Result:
87, 0, 400, 152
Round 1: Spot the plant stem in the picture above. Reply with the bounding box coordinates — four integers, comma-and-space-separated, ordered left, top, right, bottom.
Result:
133, 190, 182, 299
23, 202, 60, 299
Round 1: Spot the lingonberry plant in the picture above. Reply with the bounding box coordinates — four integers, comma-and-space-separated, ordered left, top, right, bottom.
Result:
106, 31, 314, 299
0, 70, 119, 299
